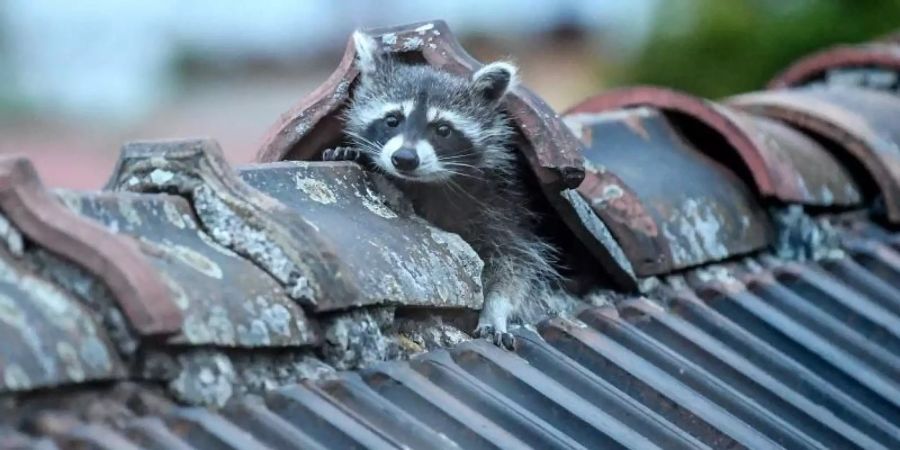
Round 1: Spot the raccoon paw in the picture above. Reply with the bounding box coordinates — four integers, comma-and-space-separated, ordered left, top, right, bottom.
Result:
474, 324, 517, 351
322, 146, 364, 162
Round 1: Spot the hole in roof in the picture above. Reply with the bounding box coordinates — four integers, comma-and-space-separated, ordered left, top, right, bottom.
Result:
664, 110, 761, 199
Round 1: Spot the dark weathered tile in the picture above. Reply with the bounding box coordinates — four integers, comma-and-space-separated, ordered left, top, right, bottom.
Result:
54, 189, 318, 347
564, 107, 772, 275
107, 138, 484, 312
0, 247, 125, 393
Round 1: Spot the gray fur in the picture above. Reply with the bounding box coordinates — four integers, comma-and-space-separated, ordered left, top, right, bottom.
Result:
340, 34, 575, 346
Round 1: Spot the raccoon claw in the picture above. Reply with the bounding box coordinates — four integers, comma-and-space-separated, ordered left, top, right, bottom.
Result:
474, 324, 517, 351
322, 146, 363, 162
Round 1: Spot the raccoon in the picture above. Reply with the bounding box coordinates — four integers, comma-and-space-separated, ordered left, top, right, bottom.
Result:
324, 32, 573, 348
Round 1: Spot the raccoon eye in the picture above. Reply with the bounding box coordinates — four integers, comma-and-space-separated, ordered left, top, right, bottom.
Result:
435, 124, 452, 138
384, 114, 401, 128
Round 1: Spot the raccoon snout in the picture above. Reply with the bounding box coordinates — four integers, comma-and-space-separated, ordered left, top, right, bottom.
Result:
390, 148, 420, 171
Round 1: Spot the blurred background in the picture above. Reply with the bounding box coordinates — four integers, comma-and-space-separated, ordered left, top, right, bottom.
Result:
0, 0, 897, 188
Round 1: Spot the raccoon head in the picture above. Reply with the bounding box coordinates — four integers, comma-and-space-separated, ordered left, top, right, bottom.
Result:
343, 31, 519, 182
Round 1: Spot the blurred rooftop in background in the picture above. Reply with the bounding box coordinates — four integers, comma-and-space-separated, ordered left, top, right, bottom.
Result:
0, 0, 896, 188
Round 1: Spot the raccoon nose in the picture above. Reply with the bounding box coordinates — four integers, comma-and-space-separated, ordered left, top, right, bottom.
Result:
391, 148, 419, 171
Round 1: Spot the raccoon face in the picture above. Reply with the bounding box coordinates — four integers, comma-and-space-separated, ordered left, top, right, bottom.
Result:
355, 95, 485, 182
344, 32, 519, 183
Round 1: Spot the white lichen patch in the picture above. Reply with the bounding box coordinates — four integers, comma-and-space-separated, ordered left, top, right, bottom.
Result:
582, 158, 607, 175
295, 176, 337, 205
362, 196, 399, 219
401, 36, 424, 51
0, 293, 26, 330
161, 241, 224, 280
0, 213, 24, 257
415, 23, 434, 33
259, 300, 293, 338
662, 198, 729, 266
183, 304, 236, 344
3, 364, 31, 391
299, 217, 320, 233
170, 351, 237, 407
149, 168, 175, 185
15, 270, 85, 331
427, 226, 484, 294
194, 229, 241, 258
159, 272, 191, 310
293, 121, 310, 136
397, 316, 470, 356
117, 198, 143, 227
333, 79, 351, 100
163, 200, 187, 229
54, 190, 84, 215
165, 349, 337, 406
228, 295, 294, 346
637, 276, 662, 294
381, 33, 397, 45
771, 205, 842, 261
695, 265, 742, 286
56, 341, 85, 382
356, 211, 485, 309
0, 256, 119, 389
204, 305, 237, 343
323, 308, 397, 370
192, 185, 318, 304
591, 184, 624, 208
844, 183, 861, 202
236, 319, 271, 346
24, 249, 139, 356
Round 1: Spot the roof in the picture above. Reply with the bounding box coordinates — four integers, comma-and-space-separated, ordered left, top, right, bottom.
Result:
1, 20, 900, 450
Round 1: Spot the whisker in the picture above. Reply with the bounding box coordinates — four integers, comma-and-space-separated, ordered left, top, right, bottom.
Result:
344, 131, 382, 154
446, 179, 490, 209
442, 163, 485, 178
442, 162, 483, 171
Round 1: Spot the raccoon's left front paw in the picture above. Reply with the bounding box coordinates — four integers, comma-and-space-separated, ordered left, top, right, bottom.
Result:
474, 324, 517, 350
322, 146, 364, 162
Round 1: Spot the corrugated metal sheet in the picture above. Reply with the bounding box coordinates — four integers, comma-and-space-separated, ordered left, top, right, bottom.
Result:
4, 228, 898, 449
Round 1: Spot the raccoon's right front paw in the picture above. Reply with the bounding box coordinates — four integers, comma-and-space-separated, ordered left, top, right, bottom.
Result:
474, 324, 517, 351
322, 146, 364, 162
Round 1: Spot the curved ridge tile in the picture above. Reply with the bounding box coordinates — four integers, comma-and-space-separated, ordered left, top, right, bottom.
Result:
769, 43, 900, 91
730, 86, 900, 222
564, 106, 773, 275
0, 156, 182, 336
566, 85, 861, 206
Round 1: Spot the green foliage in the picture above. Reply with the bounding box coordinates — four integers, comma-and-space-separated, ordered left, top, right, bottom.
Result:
617, 0, 900, 98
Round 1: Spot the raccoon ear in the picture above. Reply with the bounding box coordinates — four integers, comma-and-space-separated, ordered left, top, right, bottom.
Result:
353, 31, 382, 75
471, 61, 519, 103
